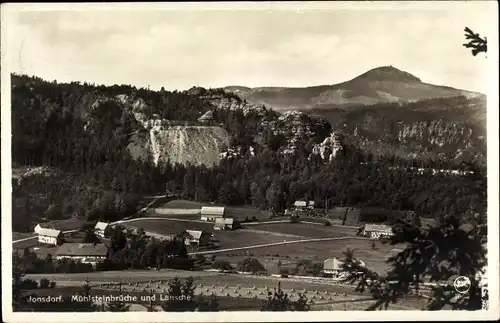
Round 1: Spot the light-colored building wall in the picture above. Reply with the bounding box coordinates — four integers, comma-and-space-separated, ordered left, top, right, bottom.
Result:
38, 235, 58, 245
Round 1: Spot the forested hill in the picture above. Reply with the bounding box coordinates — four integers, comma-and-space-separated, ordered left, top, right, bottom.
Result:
309, 95, 487, 166
11, 74, 486, 234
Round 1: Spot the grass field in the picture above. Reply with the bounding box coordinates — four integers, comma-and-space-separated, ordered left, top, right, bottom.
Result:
221, 239, 402, 274
41, 217, 84, 231
13, 238, 43, 250
214, 230, 291, 249
125, 218, 214, 235
153, 200, 270, 222
246, 222, 358, 238
12, 232, 35, 241
160, 200, 208, 209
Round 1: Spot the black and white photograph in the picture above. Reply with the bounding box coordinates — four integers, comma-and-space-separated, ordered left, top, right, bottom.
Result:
1, 1, 498, 322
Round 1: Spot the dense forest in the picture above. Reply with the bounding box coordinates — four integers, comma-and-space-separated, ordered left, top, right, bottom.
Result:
11, 73, 487, 233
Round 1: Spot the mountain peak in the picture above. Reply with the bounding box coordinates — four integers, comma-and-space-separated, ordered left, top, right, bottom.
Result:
354, 66, 422, 83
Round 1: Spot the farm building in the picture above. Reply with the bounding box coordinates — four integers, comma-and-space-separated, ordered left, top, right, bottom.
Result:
200, 206, 225, 221
294, 201, 307, 209
323, 257, 366, 279
184, 230, 211, 246
214, 217, 235, 230
362, 223, 394, 240
34, 226, 64, 246
55, 243, 108, 265
94, 221, 111, 238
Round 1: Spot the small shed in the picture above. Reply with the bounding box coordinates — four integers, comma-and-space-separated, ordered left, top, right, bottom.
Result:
214, 217, 235, 230
362, 223, 394, 240
94, 221, 110, 238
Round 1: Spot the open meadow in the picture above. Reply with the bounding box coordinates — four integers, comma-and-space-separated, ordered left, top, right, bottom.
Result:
152, 200, 270, 222
124, 218, 214, 235
214, 238, 402, 274
244, 222, 358, 238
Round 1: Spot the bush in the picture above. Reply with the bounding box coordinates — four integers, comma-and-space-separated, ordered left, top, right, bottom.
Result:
324, 220, 332, 226
39, 278, 50, 289
237, 257, 266, 274
49, 281, 57, 288
212, 260, 233, 271
20, 279, 39, 290
279, 268, 289, 275
251, 216, 257, 221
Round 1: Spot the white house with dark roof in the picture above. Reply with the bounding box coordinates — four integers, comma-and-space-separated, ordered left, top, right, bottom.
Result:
362, 223, 394, 240
94, 221, 110, 238
184, 230, 211, 246
214, 217, 235, 230
294, 201, 307, 209
323, 257, 366, 279
34, 225, 64, 245
55, 243, 108, 265
200, 206, 225, 221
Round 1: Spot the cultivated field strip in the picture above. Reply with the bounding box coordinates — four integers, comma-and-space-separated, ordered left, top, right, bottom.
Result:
92, 280, 364, 303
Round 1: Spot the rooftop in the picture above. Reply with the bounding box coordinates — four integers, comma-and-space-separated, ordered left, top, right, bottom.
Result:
56, 243, 108, 257
94, 221, 109, 230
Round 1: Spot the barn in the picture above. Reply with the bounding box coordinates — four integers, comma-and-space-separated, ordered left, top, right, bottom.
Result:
200, 206, 225, 221
184, 230, 211, 246
35, 226, 64, 246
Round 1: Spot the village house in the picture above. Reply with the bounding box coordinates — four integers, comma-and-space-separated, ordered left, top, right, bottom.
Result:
34, 225, 64, 246
362, 223, 395, 240
94, 221, 111, 238
214, 217, 235, 231
55, 243, 108, 265
200, 206, 225, 221
307, 201, 315, 209
184, 230, 211, 247
294, 201, 307, 209
323, 257, 366, 279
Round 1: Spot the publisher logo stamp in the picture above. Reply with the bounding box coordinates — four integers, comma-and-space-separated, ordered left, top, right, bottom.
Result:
454, 276, 471, 294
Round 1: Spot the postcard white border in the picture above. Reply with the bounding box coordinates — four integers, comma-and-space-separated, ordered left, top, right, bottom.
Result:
1, 1, 499, 322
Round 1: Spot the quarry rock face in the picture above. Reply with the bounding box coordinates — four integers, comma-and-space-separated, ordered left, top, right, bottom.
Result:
148, 125, 230, 167
90, 95, 232, 167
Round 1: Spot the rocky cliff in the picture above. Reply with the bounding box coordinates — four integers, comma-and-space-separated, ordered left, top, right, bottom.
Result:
316, 96, 486, 163
90, 94, 232, 167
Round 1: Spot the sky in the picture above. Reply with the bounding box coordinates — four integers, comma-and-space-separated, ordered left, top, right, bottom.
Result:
3, 2, 496, 93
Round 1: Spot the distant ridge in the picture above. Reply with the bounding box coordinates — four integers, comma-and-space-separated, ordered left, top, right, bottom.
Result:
223, 65, 483, 111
